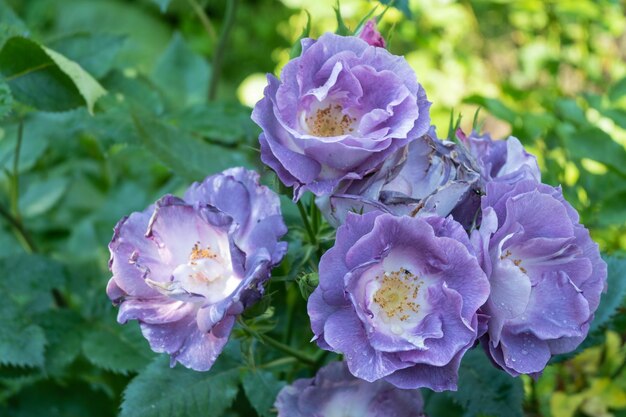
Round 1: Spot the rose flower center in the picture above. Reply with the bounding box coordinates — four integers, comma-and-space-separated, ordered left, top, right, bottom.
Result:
304, 103, 356, 137
147, 241, 240, 304
370, 267, 427, 335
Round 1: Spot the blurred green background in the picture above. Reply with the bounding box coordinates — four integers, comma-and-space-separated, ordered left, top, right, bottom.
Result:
0, 0, 625, 416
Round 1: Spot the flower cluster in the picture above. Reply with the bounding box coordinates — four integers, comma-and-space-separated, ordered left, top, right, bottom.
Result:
107, 17, 608, 413
253, 22, 607, 391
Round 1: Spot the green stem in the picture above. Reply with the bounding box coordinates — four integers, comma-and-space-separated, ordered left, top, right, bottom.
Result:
240, 320, 316, 366
187, 0, 217, 43
0, 202, 37, 253
257, 332, 316, 367
11, 120, 23, 218
259, 357, 297, 369
208, 0, 238, 100
297, 200, 316, 246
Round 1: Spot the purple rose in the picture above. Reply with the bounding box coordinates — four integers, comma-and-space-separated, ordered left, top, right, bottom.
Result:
317, 128, 481, 228
458, 130, 541, 185
471, 179, 607, 377
106, 168, 287, 371
308, 211, 490, 391
358, 20, 386, 48
252, 33, 430, 199
275, 361, 426, 417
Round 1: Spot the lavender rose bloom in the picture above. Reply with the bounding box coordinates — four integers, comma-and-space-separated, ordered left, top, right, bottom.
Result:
308, 211, 490, 391
252, 33, 430, 199
106, 168, 287, 371
472, 179, 607, 376
458, 130, 541, 185
275, 361, 426, 417
317, 128, 481, 228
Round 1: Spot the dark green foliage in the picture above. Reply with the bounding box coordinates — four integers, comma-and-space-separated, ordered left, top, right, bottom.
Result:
120, 355, 240, 417
242, 369, 286, 417
449, 349, 524, 417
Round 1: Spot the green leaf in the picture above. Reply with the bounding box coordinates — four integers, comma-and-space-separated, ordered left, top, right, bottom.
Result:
152, 0, 171, 12
378, 0, 412, 18
609, 76, 626, 103
464, 95, 518, 125
19, 177, 69, 218
172, 102, 258, 145
0, 79, 12, 119
0, 322, 46, 367
82, 321, 154, 374
152, 32, 210, 108
132, 113, 252, 181
589, 255, 626, 334
334, 1, 351, 35
37, 309, 85, 375
0, 254, 66, 314
48, 33, 125, 79
0, 0, 28, 47
296, 272, 319, 300
0, 36, 106, 113
290, 11, 311, 59
565, 127, 626, 177
242, 370, 286, 417
449, 349, 524, 417
120, 354, 240, 417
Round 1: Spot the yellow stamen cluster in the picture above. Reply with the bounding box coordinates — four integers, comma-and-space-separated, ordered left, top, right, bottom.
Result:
189, 242, 217, 264
306, 104, 355, 137
373, 268, 423, 322
500, 250, 527, 273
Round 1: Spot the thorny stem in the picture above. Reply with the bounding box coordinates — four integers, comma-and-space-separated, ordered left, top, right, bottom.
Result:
208, 0, 238, 100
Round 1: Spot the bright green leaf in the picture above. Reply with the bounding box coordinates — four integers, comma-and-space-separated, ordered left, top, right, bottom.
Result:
565, 127, 626, 177
334, 1, 351, 35
242, 370, 286, 417
464, 95, 518, 125
0, 36, 106, 114
290, 11, 311, 58
49, 33, 125, 79
120, 354, 240, 417
82, 321, 154, 374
